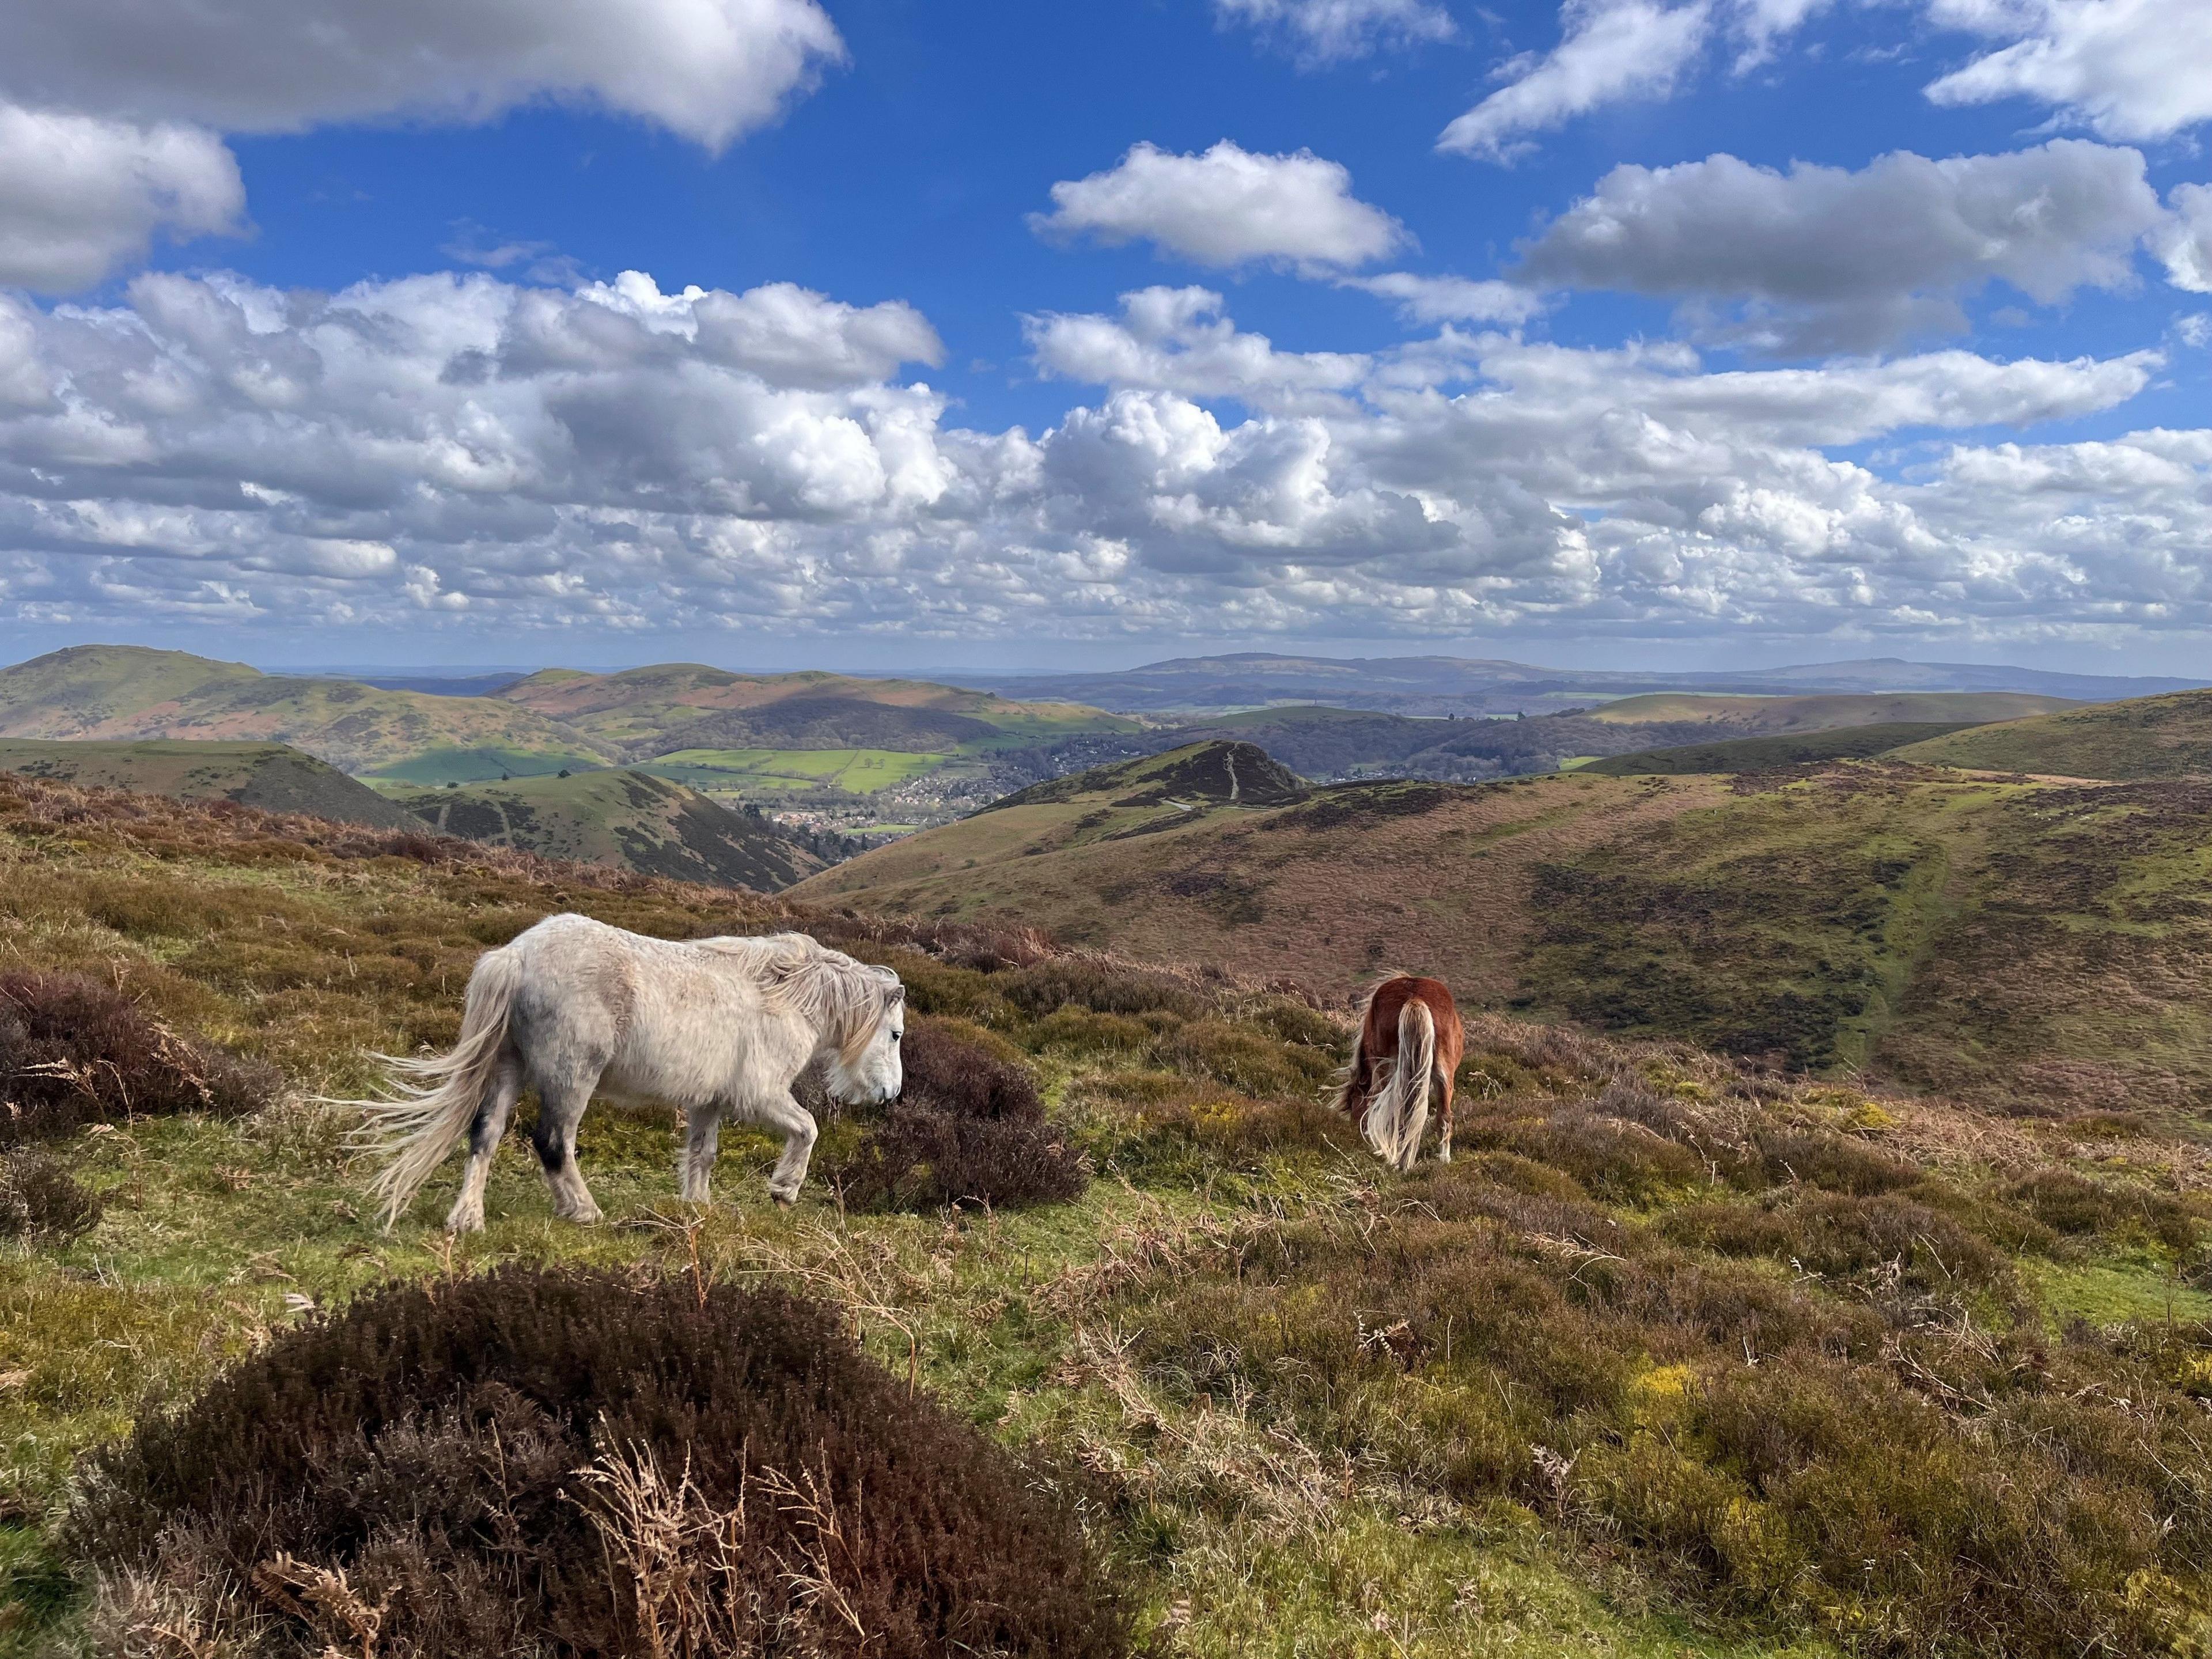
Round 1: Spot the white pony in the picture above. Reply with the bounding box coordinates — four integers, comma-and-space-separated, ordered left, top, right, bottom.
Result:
343, 914, 905, 1232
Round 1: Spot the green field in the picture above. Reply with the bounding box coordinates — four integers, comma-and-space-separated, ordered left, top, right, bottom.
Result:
641, 747, 949, 793
359, 745, 607, 786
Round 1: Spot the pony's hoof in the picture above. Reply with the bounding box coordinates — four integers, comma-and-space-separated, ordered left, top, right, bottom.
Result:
445, 1209, 485, 1234
770, 1188, 798, 1209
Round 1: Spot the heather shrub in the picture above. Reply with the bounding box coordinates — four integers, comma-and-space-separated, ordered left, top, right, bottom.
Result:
999, 957, 1203, 1020
1662, 1192, 2013, 1295
0, 1152, 100, 1243
1461, 1103, 1706, 1205
0, 972, 279, 1145
1125, 1161, 2212, 1659
1152, 1020, 1334, 1101
75, 1267, 1128, 1659
900, 1018, 1040, 1120
830, 1104, 1089, 1212
2006, 1170, 2199, 1253
1750, 1126, 1921, 1194
827, 1020, 1087, 1211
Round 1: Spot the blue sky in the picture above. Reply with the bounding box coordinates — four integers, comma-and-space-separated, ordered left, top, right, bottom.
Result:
0, 0, 2208, 674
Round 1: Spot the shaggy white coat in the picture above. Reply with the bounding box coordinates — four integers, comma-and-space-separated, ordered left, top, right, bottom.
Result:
342, 914, 904, 1232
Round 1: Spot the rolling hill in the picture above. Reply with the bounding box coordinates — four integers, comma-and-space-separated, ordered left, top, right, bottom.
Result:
391, 769, 832, 891
797, 740, 2212, 1114
1891, 690, 2212, 779
1047, 692, 2080, 786
1578, 691, 2074, 730
973, 650, 2196, 715
0, 646, 612, 776
0, 738, 423, 828
1577, 722, 1982, 775
496, 664, 1131, 757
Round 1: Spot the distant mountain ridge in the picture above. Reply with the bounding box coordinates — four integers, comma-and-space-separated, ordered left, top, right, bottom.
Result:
970, 652, 2202, 715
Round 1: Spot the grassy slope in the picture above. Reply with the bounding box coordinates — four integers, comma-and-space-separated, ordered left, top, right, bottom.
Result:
391, 768, 828, 891
1892, 690, 2212, 779
1582, 691, 2077, 730
0, 646, 614, 775
799, 752, 2212, 1114
3, 774, 2211, 1657
1577, 723, 1978, 775
641, 747, 950, 793
0, 739, 423, 828
799, 751, 1726, 1003
499, 664, 1135, 760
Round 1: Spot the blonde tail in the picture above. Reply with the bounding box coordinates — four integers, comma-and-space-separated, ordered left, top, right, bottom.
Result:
336, 947, 523, 1229
1362, 999, 1435, 1173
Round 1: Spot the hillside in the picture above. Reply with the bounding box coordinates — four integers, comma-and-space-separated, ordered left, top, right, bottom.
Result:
392, 768, 831, 891
0, 646, 612, 776
2, 770, 2211, 1659
1892, 690, 2212, 779
1580, 691, 2074, 730
798, 747, 2212, 1115
1578, 722, 1980, 775
0, 738, 423, 828
498, 664, 1131, 756
1005, 692, 2073, 787
975, 650, 2192, 715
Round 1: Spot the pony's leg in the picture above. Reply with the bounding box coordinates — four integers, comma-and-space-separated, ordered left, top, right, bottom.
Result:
750, 1090, 819, 1207
679, 1104, 722, 1205
530, 1064, 605, 1224
446, 1052, 522, 1233
1434, 1075, 1454, 1165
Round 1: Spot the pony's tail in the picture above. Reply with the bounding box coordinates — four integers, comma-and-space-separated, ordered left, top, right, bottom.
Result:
336, 946, 523, 1230
1363, 998, 1435, 1174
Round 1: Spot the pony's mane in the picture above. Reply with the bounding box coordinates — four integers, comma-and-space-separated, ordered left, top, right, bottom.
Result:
700, 931, 899, 1062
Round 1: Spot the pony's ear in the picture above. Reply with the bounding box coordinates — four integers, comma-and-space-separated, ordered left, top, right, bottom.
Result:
869, 965, 903, 990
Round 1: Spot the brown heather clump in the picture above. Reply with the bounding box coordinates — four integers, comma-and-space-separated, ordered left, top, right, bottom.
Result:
0, 1150, 101, 1243
0, 971, 279, 1144
827, 1020, 1088, 1211
75, 1265, 1129, 1659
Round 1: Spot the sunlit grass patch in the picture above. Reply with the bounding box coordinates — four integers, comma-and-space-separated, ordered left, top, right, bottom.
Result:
641, 747, 948, 794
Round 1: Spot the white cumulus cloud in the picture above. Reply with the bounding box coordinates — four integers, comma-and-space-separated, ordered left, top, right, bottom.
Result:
2154, 183, 2212, 294
1340, 272, 1548, 325
1027, 287, 1373, 411
1214, 0, 1457, 63
0, 108, 245, 294
1032, 141, 1408, 270
1925, 0, 2212, 142
0, 0, 843, 151
1438, 0, 1712, 161
1516, 140, 2168, 352
0, 270, 2198, 652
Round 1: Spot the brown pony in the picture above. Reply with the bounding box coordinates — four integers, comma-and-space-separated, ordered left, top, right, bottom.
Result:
1332, 975, 1465, 1172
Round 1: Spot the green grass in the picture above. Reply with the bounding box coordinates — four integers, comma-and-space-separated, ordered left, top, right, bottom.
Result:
1580, 723, 1979, 775
641, 747, 949, 793
1893, 691, 2212, 780
359, 745, 607, 785
2022, 1256, 2212, 1329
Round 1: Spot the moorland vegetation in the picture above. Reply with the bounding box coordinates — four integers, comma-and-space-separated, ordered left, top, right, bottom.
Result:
0, 771, 2206, 1655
